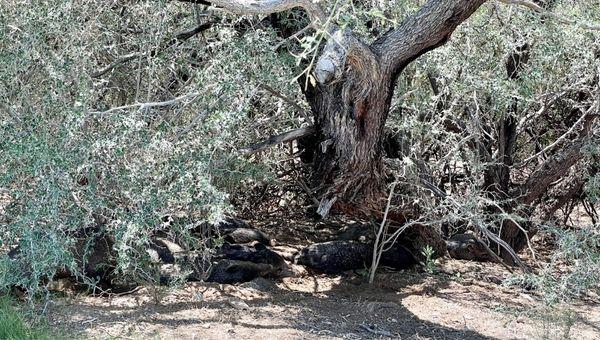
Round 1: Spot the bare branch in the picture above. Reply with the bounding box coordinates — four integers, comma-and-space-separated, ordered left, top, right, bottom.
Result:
91, 22, 213, 78
90, 92, 200, 115
497, 0, 600, 30
419, 178, 530, 272
519, 101, 599, 166
272, 24, 311, 51
180, 0, 326, 23
370, 182, 396, 284
258, 83, 312, 123
91, 53, 140, 78
359, 324, 395, 338
240, 125, 315, 155
542, 175, 586, 222
522, 112, 598, 205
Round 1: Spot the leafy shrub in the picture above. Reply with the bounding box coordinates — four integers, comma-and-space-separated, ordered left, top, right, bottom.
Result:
0, 0, 284, 297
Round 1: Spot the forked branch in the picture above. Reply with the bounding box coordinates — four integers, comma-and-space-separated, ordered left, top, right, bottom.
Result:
240, 126, 315, 155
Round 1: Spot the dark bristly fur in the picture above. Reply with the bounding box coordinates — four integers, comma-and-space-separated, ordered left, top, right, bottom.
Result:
295, 240, 416, 274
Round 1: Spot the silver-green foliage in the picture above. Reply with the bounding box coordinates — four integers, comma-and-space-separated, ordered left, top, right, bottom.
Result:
0, 0, 295, 295
0, 0, 598, 302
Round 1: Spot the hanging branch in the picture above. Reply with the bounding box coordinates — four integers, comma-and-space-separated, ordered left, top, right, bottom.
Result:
91, 22, 213, 78
497, 0, 600, 30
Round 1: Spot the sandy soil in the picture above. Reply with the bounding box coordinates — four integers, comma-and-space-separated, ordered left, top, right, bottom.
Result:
3, 193, 597, 340
45, 259, 600, 339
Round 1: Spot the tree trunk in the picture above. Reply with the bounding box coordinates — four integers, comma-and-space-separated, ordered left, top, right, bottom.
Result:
305, 1, 487, 218
308, 70, 393, 217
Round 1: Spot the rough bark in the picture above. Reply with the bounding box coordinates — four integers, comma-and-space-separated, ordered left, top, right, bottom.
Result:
309, 1, 487, 217
181, 0, 486, 219
372, 0, 487, 77
180, 0, 488, 255
521, 115, 596, 205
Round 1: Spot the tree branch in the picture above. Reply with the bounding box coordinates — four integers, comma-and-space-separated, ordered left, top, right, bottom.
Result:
91, 22, 213, 78
91, 53, 140, 78
179, 0, 326, 23
240, 125, 315, 155
419, 178, 529, 272
371, 0, 486, 77
521, 111, 598, 205
90, 92, 200, 115
497, 0, 600, 30
258, 83, 312, 123
519, 103, 598, 165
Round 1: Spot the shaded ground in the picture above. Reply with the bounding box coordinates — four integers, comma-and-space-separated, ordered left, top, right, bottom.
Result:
45, 258, 599, 339
3, 191, 598, 339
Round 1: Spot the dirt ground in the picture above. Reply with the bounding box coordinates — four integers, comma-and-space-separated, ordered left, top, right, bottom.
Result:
3, 190, 597, 339
44, 257, 599, 340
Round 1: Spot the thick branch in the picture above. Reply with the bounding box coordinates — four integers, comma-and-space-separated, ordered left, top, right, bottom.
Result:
522, 112, 598, 205
240, 126, 315, 155
372, 0, 486, 76
541, 175, 586, 222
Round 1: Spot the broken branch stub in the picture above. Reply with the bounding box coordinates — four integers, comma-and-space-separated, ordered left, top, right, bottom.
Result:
314, 29, 380, 86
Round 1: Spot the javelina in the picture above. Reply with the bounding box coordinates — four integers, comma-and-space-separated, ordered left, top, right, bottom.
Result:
196, 217, 273, 245
205, 260, 274, 284
216, 243, 285, 269
295, 240, 416, 274
223, 228, 272, 245
446, 233, 498, 262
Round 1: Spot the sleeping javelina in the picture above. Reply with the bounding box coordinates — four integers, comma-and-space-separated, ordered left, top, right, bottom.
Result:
295, 240, 416, 274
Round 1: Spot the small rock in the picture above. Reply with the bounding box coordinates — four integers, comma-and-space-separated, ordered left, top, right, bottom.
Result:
194, 292, 204, 301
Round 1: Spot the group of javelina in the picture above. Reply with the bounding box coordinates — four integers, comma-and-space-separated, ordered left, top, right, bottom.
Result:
6, 218, 493, 288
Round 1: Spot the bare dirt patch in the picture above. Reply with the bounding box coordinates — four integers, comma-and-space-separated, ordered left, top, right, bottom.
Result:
45, 259, 600, 339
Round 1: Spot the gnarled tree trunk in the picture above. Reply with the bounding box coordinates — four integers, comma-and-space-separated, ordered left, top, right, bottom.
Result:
189, 0, 487, 258
307, 40, 392, 217
307, 1, 487, 218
